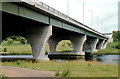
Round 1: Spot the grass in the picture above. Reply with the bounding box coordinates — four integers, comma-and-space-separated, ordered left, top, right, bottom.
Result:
1, 41, 32, 55
96, 42, 119, 55
1, 40, 119, 77
1, 40, 73, 55
2, 60, 118, 77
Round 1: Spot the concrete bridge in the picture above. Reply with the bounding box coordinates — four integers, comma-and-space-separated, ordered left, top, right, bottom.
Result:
0, 0, 108, 60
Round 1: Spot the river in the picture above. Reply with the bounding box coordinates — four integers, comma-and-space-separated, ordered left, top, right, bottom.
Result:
0, 54, 120, 64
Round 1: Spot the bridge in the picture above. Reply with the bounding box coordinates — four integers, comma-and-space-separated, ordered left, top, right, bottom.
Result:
0, 0, 108, 60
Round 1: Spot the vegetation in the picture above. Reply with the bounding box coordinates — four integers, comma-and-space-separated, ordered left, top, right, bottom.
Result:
1, 39, 73, 55
1, 34, 119, 77
1, 41, 32, 55
7, 38, 13, 44
96, 42, 119, 55
112, 31, 120, 42
2, 60, 118, 77
0, 74, 6, 79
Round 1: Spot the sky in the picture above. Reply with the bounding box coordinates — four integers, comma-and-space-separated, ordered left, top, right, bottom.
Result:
37, 0, 119, 33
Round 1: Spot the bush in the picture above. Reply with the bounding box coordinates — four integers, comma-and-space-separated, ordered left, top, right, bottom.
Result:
45, 51, 48, 55
88, 63, 91, 66
116, 44, 120, 49
112, 31, 120, 42
9, 36, 18, 41
7, 38, 13, 44
3, 48, 7, 52
61, 68, 71, 77
16, 61, 21, 65
55, 70, 60, 76
17, 37, 26, 44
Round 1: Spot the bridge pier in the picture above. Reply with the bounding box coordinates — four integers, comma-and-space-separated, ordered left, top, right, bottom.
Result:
102, 40, 108, 49
84, 37, 99, 53
48, 34, 86, 55
70, 35, 86, 55
48, 36, 61, 52
96, 39, 105, 49
27, 25, 52, 60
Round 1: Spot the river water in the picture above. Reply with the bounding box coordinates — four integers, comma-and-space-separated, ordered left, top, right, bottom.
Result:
0, 55, 120, 64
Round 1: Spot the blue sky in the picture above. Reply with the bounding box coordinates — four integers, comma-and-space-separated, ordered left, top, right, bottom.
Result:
38, 0, 119, 33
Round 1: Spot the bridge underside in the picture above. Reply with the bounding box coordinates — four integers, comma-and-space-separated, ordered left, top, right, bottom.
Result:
2, 10, 108, 60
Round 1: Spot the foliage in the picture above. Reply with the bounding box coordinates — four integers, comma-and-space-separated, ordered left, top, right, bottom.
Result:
55, 70, 60, 76
88, 63, 91, 66
17, 37, 26, 44
7, 38, 13, 44
0, 74, 6, 79
116, 44, 120, 49
61, 68, 71, 77
16, 60, 21, 65
97, 42, 119, 55
112, 31, 120, 42
9, 36, 18, 41
3, 48, 7, 52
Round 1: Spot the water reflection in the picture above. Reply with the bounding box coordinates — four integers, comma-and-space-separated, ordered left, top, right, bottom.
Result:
85, 53, 119, 64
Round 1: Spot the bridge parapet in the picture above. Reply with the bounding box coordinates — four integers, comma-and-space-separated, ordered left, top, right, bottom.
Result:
19, 0, 107, 39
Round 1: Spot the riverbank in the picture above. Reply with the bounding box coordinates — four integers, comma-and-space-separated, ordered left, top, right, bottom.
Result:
2, 60, 118, 77
94, 42, 119, 55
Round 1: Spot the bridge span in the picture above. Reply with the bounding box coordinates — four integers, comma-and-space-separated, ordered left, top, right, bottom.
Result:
0, 0, 108, 60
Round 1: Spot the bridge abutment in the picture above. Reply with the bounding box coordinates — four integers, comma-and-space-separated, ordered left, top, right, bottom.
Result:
27, 25, 52, 60
84, 38, 99, 53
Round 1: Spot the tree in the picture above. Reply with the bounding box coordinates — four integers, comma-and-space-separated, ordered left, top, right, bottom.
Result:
112, 31, 120, 42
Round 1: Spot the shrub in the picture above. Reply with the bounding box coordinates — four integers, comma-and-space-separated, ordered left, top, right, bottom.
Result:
3, 48, 7, 52
17, 37, 26, 44
88, 63, 91, 66
9, 36, 18, 41
116, 44, 120, 49
16, 61, 21, 65
7, 38, 13, 44
45, 51, 48, 55
55, 70, 60, 76
61, 68, 71, 77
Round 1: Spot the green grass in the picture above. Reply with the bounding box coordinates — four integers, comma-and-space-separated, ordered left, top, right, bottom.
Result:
1, 41, 32, 55
96, 42, 119, 55
2, 60, 118, 77
1, 40, 73, 55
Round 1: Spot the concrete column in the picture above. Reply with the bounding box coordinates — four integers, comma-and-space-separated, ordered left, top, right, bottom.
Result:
96, 39, 105, 49
102, 40, 108, 49
48, 37, 61, 52
27, 25, 52, 60
70, 34, 86, 55
84, 38, 99, 52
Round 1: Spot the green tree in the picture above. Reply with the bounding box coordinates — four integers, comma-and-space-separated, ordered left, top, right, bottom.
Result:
112, 31, 120, 42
